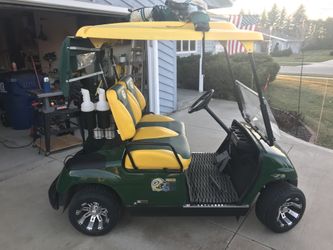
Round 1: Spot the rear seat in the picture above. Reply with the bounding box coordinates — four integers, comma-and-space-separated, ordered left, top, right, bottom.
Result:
106, 84, 191, 170
118, 76, 185, 135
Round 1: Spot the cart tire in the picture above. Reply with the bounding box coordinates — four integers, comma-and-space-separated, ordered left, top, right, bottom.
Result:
255, 182, 305, 233
68, 186, 120, 236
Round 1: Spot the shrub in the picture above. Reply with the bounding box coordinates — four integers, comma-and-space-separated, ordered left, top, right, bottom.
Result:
177, 55, 200, 90
270, 48, 293, 57
177, 53, 280, 100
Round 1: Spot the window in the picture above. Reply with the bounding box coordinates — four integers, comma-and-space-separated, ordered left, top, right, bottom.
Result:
190, 41, 196, 51
176, 40, 197, 53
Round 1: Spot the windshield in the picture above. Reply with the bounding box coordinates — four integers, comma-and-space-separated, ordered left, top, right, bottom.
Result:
235, 80, 280, 144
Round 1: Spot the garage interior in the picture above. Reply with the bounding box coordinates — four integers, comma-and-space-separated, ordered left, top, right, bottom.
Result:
0, 4, 138, 155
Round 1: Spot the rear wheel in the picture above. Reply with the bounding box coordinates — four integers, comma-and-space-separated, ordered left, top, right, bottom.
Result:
255, 182, 305, 233
68, 187, 120, 236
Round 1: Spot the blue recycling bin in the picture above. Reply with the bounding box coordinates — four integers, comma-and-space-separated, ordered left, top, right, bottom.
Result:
4, 71, 40, 130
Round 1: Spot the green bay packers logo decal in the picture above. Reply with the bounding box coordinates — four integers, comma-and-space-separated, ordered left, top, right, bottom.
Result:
151, 178, 176, 192
128, 79, 134, 89
121, 89, 126, 99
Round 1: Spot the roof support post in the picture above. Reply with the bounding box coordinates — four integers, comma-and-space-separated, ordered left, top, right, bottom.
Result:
199, 33, 206, 93
147, 40, 160, 114
199, 51, 204, 93
248, 53, 274, 145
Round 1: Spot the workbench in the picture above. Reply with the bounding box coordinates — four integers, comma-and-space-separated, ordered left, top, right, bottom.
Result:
30, 89, 83, 155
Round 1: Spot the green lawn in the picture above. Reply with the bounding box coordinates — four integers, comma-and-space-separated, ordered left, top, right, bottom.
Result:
267, 76, 333, 149
272, 50, 333, 66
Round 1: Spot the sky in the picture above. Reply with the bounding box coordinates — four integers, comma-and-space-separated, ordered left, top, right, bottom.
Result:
211, 0, 333, 20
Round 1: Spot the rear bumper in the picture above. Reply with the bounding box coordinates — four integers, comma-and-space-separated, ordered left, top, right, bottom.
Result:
48, 176, 59, 210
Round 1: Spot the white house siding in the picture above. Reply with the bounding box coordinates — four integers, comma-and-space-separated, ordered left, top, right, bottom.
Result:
158, 41, 177, 113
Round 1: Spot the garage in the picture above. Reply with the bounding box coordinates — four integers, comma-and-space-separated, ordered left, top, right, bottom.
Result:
0, 0, 229, 155
0, 0, 130, 153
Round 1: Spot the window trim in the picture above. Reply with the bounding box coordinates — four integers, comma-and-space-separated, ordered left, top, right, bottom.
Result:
176, 40, 197, 54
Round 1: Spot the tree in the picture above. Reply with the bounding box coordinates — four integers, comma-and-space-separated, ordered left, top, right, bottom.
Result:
324, 18, 333, 42
267, 4, 280, 31
283, 16, 293, 37
291, 5, 307, 39
260, 10, 268, 31
276, 8, 287, 34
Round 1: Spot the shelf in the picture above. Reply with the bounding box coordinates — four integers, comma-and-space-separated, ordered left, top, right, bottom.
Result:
66, 71, 104, 83
67, 46, 101, 52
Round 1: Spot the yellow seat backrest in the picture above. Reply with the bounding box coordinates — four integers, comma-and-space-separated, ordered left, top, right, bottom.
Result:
117, 78, 144, 125
106, 84, 137, 141
119, 76, 146, 111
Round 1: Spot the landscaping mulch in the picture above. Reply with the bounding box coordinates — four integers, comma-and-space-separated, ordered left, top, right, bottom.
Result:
272, 108, 314, 142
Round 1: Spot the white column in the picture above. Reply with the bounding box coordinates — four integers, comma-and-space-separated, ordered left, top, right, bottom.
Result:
147, 41, 154, 111
198, 42, 204, 92
152, 40, 160, 114
147, 40, 160, 114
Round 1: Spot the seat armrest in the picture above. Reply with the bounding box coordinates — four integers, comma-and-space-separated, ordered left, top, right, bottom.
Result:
125, 141, 184, 171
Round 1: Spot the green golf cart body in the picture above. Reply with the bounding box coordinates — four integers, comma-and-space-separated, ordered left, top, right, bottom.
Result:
49, 21, 305, 236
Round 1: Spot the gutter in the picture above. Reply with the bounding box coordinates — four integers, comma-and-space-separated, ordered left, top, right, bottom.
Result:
0, 0, 130, 16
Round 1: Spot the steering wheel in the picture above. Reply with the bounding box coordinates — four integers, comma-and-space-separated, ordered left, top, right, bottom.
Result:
188, 89, 214, 114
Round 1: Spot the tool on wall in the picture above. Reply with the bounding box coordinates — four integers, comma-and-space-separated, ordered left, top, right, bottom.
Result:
43, 52, 57, 73
30, 56, 42, 89
111, 56, 120, 81
129, 40, 145, 92
98, 63, 109, 89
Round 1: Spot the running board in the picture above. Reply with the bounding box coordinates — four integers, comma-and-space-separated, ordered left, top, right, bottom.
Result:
128, 205, 249, 216
183, 204, 249, 209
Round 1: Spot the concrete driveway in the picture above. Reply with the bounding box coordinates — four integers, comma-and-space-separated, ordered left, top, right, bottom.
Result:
280, 60, 333, 77
1, 98, 333, 250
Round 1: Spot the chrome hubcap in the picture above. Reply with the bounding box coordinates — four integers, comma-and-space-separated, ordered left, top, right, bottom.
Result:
76, 202, 110, 231
277, 197, 303, 227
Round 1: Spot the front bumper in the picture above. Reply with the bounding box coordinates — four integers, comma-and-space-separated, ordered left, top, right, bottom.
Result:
48, 176, 59, 210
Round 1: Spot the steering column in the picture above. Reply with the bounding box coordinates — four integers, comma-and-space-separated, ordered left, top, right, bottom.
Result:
188, 89, 230, 134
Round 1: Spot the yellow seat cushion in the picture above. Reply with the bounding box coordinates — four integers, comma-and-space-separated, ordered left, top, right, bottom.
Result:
126, 130, 191, 171
125, 149, 191, 170
140, 114, 175, 123
133, 126, 178, 141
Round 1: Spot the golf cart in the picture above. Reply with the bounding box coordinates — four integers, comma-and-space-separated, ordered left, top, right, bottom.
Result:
49, 21, 305, 236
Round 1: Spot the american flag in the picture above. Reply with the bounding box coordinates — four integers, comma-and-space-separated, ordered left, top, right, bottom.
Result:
227, 15, 260, 55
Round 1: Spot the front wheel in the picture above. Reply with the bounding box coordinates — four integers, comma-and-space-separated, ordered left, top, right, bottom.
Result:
68, 187, 121, 236
255, 182, 306, 233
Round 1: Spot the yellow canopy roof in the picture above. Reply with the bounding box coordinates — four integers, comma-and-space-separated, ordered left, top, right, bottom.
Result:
76, 21, 263, 51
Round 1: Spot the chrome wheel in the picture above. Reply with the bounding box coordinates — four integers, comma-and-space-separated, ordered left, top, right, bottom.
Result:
69, 188, 121, 236
277, 197, 303, 228
256, 182, 306, 233
75, 202, 110, 231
